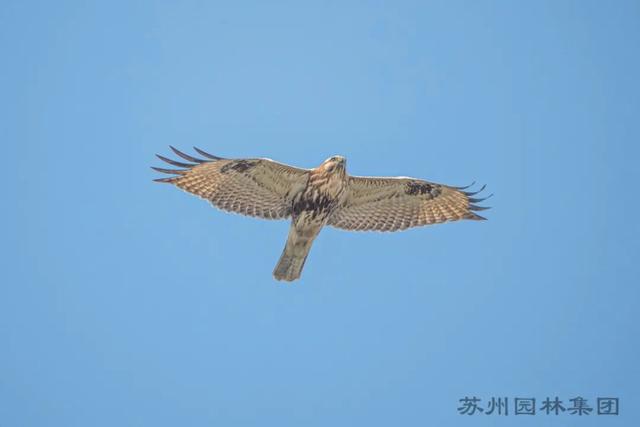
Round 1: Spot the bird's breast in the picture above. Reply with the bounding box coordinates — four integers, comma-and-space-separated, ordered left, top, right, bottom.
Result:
291, 175, 347, 221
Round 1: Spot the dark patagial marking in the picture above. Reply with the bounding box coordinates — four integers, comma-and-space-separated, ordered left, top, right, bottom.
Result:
405, 181, 439, 197
221, 160, 257, 174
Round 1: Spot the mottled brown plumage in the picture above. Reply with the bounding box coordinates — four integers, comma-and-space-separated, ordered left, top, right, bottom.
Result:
153, 147, 491, 281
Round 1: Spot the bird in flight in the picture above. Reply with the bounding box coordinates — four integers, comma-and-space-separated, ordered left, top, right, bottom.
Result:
153, 147, 491, 282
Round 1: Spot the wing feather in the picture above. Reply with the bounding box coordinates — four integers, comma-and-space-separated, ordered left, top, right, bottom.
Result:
328, 176, 490, 231
153, 148, 309, 219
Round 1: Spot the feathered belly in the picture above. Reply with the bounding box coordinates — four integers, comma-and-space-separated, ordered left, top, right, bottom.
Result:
292, 193, 336, 224
292, 182, 346, 222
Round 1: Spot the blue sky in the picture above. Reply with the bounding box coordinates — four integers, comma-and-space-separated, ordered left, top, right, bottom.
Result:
2, 1, 639, 426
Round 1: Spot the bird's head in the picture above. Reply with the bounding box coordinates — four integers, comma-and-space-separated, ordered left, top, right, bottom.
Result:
321, 156, 347, 174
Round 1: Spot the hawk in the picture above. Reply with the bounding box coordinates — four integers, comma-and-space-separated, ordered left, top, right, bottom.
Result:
153, 147, 490, 281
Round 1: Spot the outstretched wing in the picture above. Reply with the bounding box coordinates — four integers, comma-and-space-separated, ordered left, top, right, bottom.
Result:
328, 176, 490, 231
153, 147, 309, 219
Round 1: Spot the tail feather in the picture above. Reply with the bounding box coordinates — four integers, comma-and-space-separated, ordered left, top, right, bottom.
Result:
273, 224, 320, 282
273, 252, 309, 282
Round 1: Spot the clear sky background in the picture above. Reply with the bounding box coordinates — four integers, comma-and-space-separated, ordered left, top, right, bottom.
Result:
2, 1, 639, 426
